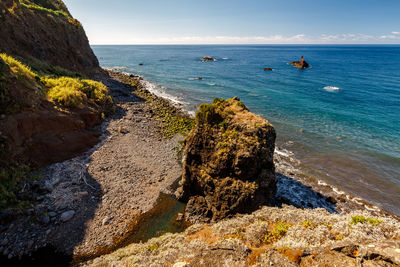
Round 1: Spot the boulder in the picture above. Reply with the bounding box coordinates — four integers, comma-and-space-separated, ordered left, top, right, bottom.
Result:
176, 97, 277, 222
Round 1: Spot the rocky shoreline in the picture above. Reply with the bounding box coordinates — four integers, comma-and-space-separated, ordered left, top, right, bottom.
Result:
1, 70, 398, 266
0, 70, 189, 263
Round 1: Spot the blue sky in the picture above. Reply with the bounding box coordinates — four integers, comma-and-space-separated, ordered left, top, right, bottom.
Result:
64, 0, 400, 44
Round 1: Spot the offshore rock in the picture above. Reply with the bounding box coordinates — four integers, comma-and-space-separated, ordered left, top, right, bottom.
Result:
176, 97, 276, 222
289, 56, 310, 69
201, 56, 216, 62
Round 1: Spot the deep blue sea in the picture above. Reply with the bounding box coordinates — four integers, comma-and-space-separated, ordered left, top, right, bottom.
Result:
92, 45, 400, 215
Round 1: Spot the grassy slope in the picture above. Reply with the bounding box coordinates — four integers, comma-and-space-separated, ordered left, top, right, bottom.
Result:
0, 54, 113, 210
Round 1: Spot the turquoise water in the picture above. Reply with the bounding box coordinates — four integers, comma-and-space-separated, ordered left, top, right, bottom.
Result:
92, 45, 400, 215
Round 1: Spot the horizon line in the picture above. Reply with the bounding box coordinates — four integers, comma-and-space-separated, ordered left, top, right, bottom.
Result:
90, 43, 400, 46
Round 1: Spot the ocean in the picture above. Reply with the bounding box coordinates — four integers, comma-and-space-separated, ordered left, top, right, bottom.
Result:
92, 45, 400, 215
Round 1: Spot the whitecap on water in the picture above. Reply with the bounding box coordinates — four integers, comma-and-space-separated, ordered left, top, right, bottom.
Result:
323, 86, 341, 92
142, 80, 184, 106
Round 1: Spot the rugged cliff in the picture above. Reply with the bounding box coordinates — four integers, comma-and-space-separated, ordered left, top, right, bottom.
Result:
0, 0, 113, 211
0, 0, 102, 77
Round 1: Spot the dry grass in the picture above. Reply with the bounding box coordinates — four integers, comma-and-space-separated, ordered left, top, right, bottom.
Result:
186, 226, 219, 245
276, 247, 303, 264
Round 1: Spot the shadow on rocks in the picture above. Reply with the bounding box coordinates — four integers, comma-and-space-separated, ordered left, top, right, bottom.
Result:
273, 173, 337, 213
0, 76, 147, 266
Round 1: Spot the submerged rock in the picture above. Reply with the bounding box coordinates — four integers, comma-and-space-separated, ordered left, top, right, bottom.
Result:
289, 56, 310, 69
176, 97, 276, 222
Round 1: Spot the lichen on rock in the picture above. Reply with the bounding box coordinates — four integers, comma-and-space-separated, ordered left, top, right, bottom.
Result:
176, 97, 277, 222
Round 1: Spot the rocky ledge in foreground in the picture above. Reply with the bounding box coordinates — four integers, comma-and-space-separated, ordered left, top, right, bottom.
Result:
176, 97, 277, 222
83, 205, 400, 267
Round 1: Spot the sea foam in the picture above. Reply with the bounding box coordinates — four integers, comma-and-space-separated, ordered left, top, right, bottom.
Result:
323, 86, 341, 92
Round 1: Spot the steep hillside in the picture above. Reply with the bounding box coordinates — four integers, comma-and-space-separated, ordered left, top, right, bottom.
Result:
0, 54, 113, 210
0, 0, 113, 211
0, 0, 101, 77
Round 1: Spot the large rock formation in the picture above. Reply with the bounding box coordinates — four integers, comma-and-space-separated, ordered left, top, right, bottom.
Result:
176, 97, 277, 222
0, 0, 102, 77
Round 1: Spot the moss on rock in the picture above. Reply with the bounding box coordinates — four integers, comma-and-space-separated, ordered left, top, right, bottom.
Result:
176, 97, 277, 222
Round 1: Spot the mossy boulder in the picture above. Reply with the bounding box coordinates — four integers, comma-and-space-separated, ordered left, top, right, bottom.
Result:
176, 97, 277, 222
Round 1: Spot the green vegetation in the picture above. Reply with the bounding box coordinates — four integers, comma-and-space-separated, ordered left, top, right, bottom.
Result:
0, 53, 113, 114
195, 98, 227, 126
302, 220, 316, 229
0, 132, 30, 210
0, 162, 30, 210
28, 0, 69, 13
195, 97, 248, 127
148, 243, 159, 251
264, 221, 292, 244
44, 77, 113, 111
26, 56, 82, 77
350, 215, 383, 226
0, 54, 114, 211
116, 73, 195, 137
19, 0, 69, 18
0, 53, 38, 86
0, 53, 44, 114
17, 0, 82, 28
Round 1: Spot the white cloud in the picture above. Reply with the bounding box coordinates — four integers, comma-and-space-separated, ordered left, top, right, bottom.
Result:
379, 35, 400, 40
152, 34, 309, 44
392, 31, 400, 35
92, 33, 400, 45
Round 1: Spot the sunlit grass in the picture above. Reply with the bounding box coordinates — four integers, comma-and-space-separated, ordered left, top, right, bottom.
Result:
0, 53, 37, 82
19, 0, 69, 17
44, 77, 113, 109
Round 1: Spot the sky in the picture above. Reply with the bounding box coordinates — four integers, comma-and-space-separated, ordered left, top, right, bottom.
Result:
63, 0, 400, 45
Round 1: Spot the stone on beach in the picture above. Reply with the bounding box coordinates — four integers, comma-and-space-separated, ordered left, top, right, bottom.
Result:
60, 210, 75, 222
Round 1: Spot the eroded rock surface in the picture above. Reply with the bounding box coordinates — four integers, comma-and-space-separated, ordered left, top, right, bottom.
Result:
176, 97, 277, 222
83, 206, 400, 267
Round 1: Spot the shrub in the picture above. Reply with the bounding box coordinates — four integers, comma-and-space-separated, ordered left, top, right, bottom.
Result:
44, 77, 113, 110
264, 221, 292, 244
350, 216, 383, 226
196, 103, 223, 125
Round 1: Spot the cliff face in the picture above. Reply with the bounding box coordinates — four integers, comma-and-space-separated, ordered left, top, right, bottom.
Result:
176, 97, 277, 222
0, 1, 113, 210
0, 0, 101, 77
